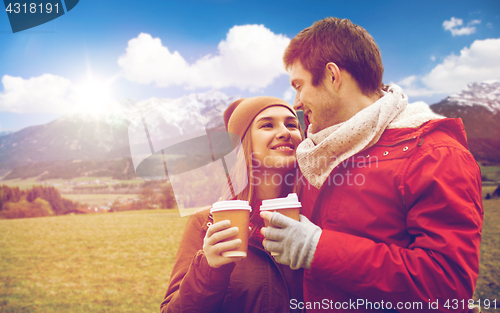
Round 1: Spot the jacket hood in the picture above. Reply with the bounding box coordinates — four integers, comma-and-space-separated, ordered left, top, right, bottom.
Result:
380, 118, 469, 151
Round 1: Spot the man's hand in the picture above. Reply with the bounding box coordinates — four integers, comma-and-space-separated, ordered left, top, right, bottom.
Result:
260, 211, 322, 270
203, 220, 241, 268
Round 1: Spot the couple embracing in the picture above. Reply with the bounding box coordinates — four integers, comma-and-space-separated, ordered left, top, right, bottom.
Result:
161, 17, 483, 313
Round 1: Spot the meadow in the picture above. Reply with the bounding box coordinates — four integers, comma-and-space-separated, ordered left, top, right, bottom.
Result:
0, 191, 499, 312
476, 185, 500, 310
0, 209, 187, 313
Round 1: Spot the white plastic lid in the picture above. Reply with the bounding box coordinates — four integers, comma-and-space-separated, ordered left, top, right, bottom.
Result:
260, 193, 301, 211
210, 200, 252, 213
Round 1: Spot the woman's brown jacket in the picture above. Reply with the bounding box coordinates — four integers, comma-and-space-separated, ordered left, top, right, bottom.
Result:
160, 207, 303, 313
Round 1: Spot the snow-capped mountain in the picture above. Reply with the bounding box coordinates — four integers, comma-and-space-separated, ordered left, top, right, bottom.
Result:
2, 82, 498, 178
430, 81, 500, 163
444, 81, 500, 113
0, 90, 239, 176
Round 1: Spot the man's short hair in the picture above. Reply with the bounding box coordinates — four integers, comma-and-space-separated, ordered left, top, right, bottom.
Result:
284, 17, 384, 96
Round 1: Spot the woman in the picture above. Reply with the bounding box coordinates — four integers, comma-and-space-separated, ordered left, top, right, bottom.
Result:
160, 96, 304, 313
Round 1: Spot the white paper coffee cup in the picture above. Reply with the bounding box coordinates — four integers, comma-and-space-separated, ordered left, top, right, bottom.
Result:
210, 200, 252, 258
260, 193, 301, 256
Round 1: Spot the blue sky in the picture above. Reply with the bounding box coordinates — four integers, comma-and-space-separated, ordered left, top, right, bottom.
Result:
0, 0, 499, 131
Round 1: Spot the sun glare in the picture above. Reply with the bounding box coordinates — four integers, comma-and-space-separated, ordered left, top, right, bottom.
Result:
73, 74, 118, 116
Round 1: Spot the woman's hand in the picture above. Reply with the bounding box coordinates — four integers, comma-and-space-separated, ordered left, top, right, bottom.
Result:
203, 220, 241, 268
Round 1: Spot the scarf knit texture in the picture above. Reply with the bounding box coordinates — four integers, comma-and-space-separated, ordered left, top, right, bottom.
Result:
296, 84, 444, 189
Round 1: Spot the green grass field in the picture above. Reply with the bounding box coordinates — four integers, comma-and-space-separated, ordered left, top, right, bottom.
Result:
0, 209, 187, 313
476, 185, 500, 309
479, 165, 500, 182
0, 194, 499, 312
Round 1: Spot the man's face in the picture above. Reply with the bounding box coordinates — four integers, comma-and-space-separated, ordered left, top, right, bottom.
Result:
290, 60, 339, 134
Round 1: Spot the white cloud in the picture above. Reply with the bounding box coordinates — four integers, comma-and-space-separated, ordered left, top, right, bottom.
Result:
430, 55, 436, 61
0, 73, 119, 114
396, 38, 500, 97
422, 38, 500, 93
443, 17, 480, 36
443, 17, 463, 30
283, 86, 295, 102
394, 82, 436, 97
118, 25, 291, 92
116, 33, 190, 87
0, 74, 73, 113
397, 75, 418, 88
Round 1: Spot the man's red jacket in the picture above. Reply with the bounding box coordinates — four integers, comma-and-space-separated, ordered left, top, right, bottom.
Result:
300, 118, 483, 312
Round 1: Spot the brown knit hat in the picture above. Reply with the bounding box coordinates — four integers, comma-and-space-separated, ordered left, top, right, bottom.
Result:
223, 96, 296, 140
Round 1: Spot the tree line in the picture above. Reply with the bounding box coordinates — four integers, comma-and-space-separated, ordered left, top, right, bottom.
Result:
0, 181, 179, 219
0, 185, 81, 219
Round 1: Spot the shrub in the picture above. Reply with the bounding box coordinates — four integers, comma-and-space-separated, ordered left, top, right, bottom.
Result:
0, 198, 54, 219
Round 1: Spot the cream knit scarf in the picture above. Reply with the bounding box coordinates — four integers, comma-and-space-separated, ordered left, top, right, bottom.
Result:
296, 84, 444, 189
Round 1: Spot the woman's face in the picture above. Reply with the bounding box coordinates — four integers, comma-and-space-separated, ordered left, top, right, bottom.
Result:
250, 106, 302, 171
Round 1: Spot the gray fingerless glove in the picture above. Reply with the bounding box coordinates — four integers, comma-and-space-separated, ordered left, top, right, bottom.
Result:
262, 213, 322, 270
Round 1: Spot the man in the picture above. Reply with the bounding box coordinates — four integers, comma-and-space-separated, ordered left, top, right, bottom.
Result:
261, 17, 483, 312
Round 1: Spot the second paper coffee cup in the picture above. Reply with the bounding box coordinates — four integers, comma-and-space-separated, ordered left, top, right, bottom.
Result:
260, 193, 302, 256
260, 193, 301, 226
210, 200, 252, 258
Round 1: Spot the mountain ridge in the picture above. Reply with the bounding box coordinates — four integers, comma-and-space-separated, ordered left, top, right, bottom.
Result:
1, 83, 499, 179
0, 90, 239, 177
430, 81, 500, 163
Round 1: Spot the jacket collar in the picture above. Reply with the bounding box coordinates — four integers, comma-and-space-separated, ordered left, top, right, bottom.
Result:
376, 118, 468, 150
